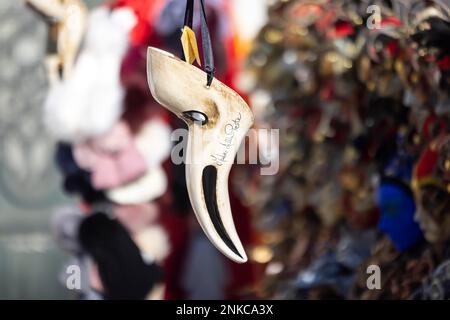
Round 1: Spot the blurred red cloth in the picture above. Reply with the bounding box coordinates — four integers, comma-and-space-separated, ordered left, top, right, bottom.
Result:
111, 0, 166, 46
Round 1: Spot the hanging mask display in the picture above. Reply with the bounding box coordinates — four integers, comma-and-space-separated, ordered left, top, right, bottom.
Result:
43, 6, 137, 142
413, 135, 450, 243
146, 0, 254, 263
78, 212, 164, 299
25, 0, 88, 83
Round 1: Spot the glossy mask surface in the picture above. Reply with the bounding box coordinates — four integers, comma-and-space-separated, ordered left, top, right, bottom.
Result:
146, 47, 254, 263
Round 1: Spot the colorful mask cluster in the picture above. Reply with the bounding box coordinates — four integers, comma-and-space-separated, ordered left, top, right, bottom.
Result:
239, 0, 450, 299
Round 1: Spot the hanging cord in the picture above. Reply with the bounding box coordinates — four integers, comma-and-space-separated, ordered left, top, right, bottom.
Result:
184, 0, 194, 28
184, 0, 215, 87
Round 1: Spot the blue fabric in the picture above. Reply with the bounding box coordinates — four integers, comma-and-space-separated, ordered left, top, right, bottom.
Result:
383, 155, 414, 183
377, 182, 424, 252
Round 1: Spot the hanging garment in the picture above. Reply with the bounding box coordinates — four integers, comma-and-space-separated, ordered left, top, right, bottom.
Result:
73, 121, 148, 190
105, 119, 172, 204
78, 212, 163, 300
54, 143, 107, 205
44, 6, 136, 142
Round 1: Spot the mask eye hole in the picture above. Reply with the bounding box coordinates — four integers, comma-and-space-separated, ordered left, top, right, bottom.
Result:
183, 111, 208, 125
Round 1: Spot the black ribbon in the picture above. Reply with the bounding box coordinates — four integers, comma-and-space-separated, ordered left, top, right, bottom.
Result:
183, 0, 215, 87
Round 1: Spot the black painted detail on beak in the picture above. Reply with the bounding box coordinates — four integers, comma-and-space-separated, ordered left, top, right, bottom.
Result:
182, 111, 208, 125
202, 165, 242, 258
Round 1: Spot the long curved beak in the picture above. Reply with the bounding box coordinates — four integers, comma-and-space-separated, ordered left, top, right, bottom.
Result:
146, 47, 254, 263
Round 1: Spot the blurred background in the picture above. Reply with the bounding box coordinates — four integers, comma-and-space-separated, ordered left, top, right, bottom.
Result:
0, 0, 268, 299
0, 0, 105, 299
0, 0, 450, 300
